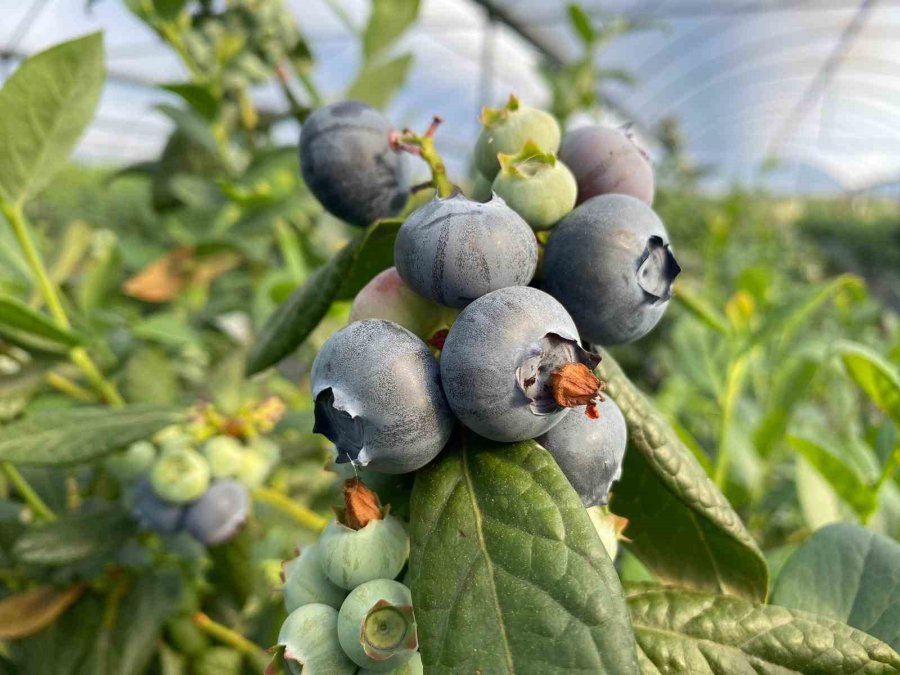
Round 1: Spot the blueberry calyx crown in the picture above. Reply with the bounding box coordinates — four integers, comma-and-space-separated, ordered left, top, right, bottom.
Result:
337, 478, 383, 530
637, 235, 681, 304
480, 93, 521, 127
516, 333, 603, 417
360, 600, 418, 660
497, 139, 558, 179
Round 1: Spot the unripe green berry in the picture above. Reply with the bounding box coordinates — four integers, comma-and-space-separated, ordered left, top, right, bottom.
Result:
469, 171, 493, 203
150, 447, 211, 503
358, 651, 423, 675
337, 579, 417, 671
319, 515, 409, 590
104, 440, 157, 483
474, 95, 560, 179
492, 141, 577, 230
276, 603, 356, 675
282, 542, 347, 612
248, 437, 281, 465
235, 448, 270, 488
201, 436, 243, 478
154, 425, 192, 453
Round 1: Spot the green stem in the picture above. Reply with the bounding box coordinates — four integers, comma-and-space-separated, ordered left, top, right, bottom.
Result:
192, 612, 268, 667
1, 200, 125, 407
714, 353, 751, 489
252, 487, 328, 532
1, 463, 55, 521
419, 135, 455, 198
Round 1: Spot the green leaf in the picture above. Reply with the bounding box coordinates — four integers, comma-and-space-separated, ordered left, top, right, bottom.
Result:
786, 435, 878, 520
335, 219, 402, 300
597, 349, 768, 601
161, 83, 220, 121
0, 33, 105, 204
246, 218, 401, 375
0, 584, 86, 639
124, 348, 179, 405
363, 0, 420, 60
673, 286, 730, 335
628, 585, 900, 673
346, 54, 413, 110
0, 405, 185, 466
753, 355, 820, 457
409, 432, 639, 674
13, 506, 135, 566
567, 4, 596, 46
155, 104, 218, 154
152, 0, 189, 21
0, 295, 81, 354
837, 341, 900, 426
86, 569, 183, 675
772, 522, 900, 651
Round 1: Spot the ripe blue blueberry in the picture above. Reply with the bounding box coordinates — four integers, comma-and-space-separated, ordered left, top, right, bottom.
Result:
300, 101, 409, 227
183, 479, 250, 545
543, 194, 681, 346
282, 542, 348, 612
311, 320, 454, 473
277, 603, 356, 675
474, 95, 561, 179
559, 125, 655, 205
491, 141, 577, 230
337, 579, 417, 671
440, 286, 604, 442
131, 479, 185, 534
394, 191, 537, 308
537, 395, 627, 507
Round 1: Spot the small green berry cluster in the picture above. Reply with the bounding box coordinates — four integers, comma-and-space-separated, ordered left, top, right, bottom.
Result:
273, 480, 421, 674
106, 403, 282, 544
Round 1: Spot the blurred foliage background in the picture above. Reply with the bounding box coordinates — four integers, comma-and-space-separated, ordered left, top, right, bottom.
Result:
0, 0, 898, 670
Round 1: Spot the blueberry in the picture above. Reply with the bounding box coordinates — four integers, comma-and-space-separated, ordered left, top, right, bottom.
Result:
104, 440, 157, 483
311, 320, 454, 473
337, 579, 417, 671
349, 267, 458, 344
440, 286, 604, 442
468, 170, 493, 203
300, 101, 409, 227
319, 514, 409, 591
491, 141, 577, 230
277, 603, 357, 675
131, 478, 185, 534
183, 480, 250, 545
537, 395, 627, 507
559, 125, 654, 205
282, 542, 347, 612
543, 194, 681, 345
358, 652, 423, 675
474, 95, 561, 179
150, 447, 211, 503
394, 192, 538, 309
201, 435, 243, 479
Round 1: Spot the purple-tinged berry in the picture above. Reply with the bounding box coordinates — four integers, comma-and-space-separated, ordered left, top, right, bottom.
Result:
132, 479, 185, 534
184, 479, 250, 545
559, 125, 654, 205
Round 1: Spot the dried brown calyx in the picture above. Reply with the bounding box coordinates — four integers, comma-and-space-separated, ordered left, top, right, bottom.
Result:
339, 478, 383, 530
549, 362, 605, 419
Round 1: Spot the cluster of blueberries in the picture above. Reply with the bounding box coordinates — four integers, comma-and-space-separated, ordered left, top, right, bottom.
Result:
276, 479, 421, 674
107, 426, 280, 545
299, 95, 680, 508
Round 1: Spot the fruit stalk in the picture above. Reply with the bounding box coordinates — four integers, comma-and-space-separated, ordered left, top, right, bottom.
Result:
191, 612, 268, 669
390, 116, 455, 198
252, 486, 328, 532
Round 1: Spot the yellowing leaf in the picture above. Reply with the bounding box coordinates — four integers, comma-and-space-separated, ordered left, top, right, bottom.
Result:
0, 583, 86, 639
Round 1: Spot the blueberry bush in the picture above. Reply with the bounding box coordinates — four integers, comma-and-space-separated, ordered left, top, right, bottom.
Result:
0, 2, 898, 674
